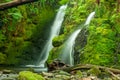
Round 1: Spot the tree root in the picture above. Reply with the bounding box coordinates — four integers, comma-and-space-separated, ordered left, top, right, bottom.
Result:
62, 64, 120, 74
105, 69, 120, 80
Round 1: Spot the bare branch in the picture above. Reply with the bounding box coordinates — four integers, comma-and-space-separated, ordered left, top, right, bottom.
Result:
0, 0, 38, 11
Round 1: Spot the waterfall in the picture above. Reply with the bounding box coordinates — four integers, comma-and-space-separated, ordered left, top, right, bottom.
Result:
36, 5, 67, 67
59, 11, 95, 66
59, 29, 81, 66
85, 12, 95, 26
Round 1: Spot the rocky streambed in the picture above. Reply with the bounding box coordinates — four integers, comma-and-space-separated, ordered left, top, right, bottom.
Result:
1, 64, 120, 80
0, 70, 103, 80
0, 70, 120, 80
0, 70, 18, 80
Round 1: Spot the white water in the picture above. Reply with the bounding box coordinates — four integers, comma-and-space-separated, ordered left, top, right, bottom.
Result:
85, 12, 95, 26
59, 12, 95, 66
59, 29, 81, 66
36, 5, 67, 67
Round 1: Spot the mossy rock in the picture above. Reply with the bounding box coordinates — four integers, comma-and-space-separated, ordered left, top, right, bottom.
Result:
52, 34, 65, 47
47, 47, 60, 63
18, 71, 45, 80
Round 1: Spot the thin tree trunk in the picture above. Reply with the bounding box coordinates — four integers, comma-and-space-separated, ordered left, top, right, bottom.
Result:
0, 0, 38, 11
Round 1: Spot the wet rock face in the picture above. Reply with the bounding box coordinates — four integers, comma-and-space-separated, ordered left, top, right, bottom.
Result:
74, 28, 88, 64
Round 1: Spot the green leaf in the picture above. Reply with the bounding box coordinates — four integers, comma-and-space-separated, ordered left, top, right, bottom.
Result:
8, 12, 23, 21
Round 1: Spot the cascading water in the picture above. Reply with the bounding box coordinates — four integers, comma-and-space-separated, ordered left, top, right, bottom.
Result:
59, 29, 81, 66
59, 11, 95, 66
85, 12, 95, 26
36, 5, 67, 67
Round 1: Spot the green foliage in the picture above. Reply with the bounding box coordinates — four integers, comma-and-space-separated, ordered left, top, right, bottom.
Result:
39, 7, 55, 24
24, 24, 36, 39
0, 0, 12, 3
47, 48, 57, 63
57, 0, 119, 67
0, 0, 119, 67
5, 38, 27, 65
0, 31, 6, 42
18, 71, 45, 80
48, 0, 120, 67
38, 0, 59, 7
0, 1, 57, 65
8, 8, 23, 22
52, 34, 65, 47
63, 0, 95, 34
47, 45, 64, 63
110, 13, 120, 33
59, 0, 69, 5
8, 12, 23, 21
80, 24, 116, 66
88, 66, 101, 76
30, 6, 55, 42
76, 71, 82, 77
0, 52, 6, 64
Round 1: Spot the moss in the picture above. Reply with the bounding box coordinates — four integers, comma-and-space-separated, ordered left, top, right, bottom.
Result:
47, 47, 59, 63
80, 24, 116, 66
88, 66, 101, 76
59, 0, 69, 5
18, 71, 45, 80
0, 52, 6, 64
47, 45, 64, 63
53, 0, 119, 66
52, 34, 65, 47
76, 70, 82, 77
0, 1, 57, 65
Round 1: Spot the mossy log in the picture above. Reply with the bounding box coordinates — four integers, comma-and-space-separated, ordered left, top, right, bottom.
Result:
62, 64, 120, 74
0, 0, 38, 11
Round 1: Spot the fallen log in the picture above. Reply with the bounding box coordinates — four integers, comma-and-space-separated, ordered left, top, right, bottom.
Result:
62, 64, 120, 74
0, 0, 38, 11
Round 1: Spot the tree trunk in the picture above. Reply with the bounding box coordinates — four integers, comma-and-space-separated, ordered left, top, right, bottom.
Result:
0, 0, 38, 11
